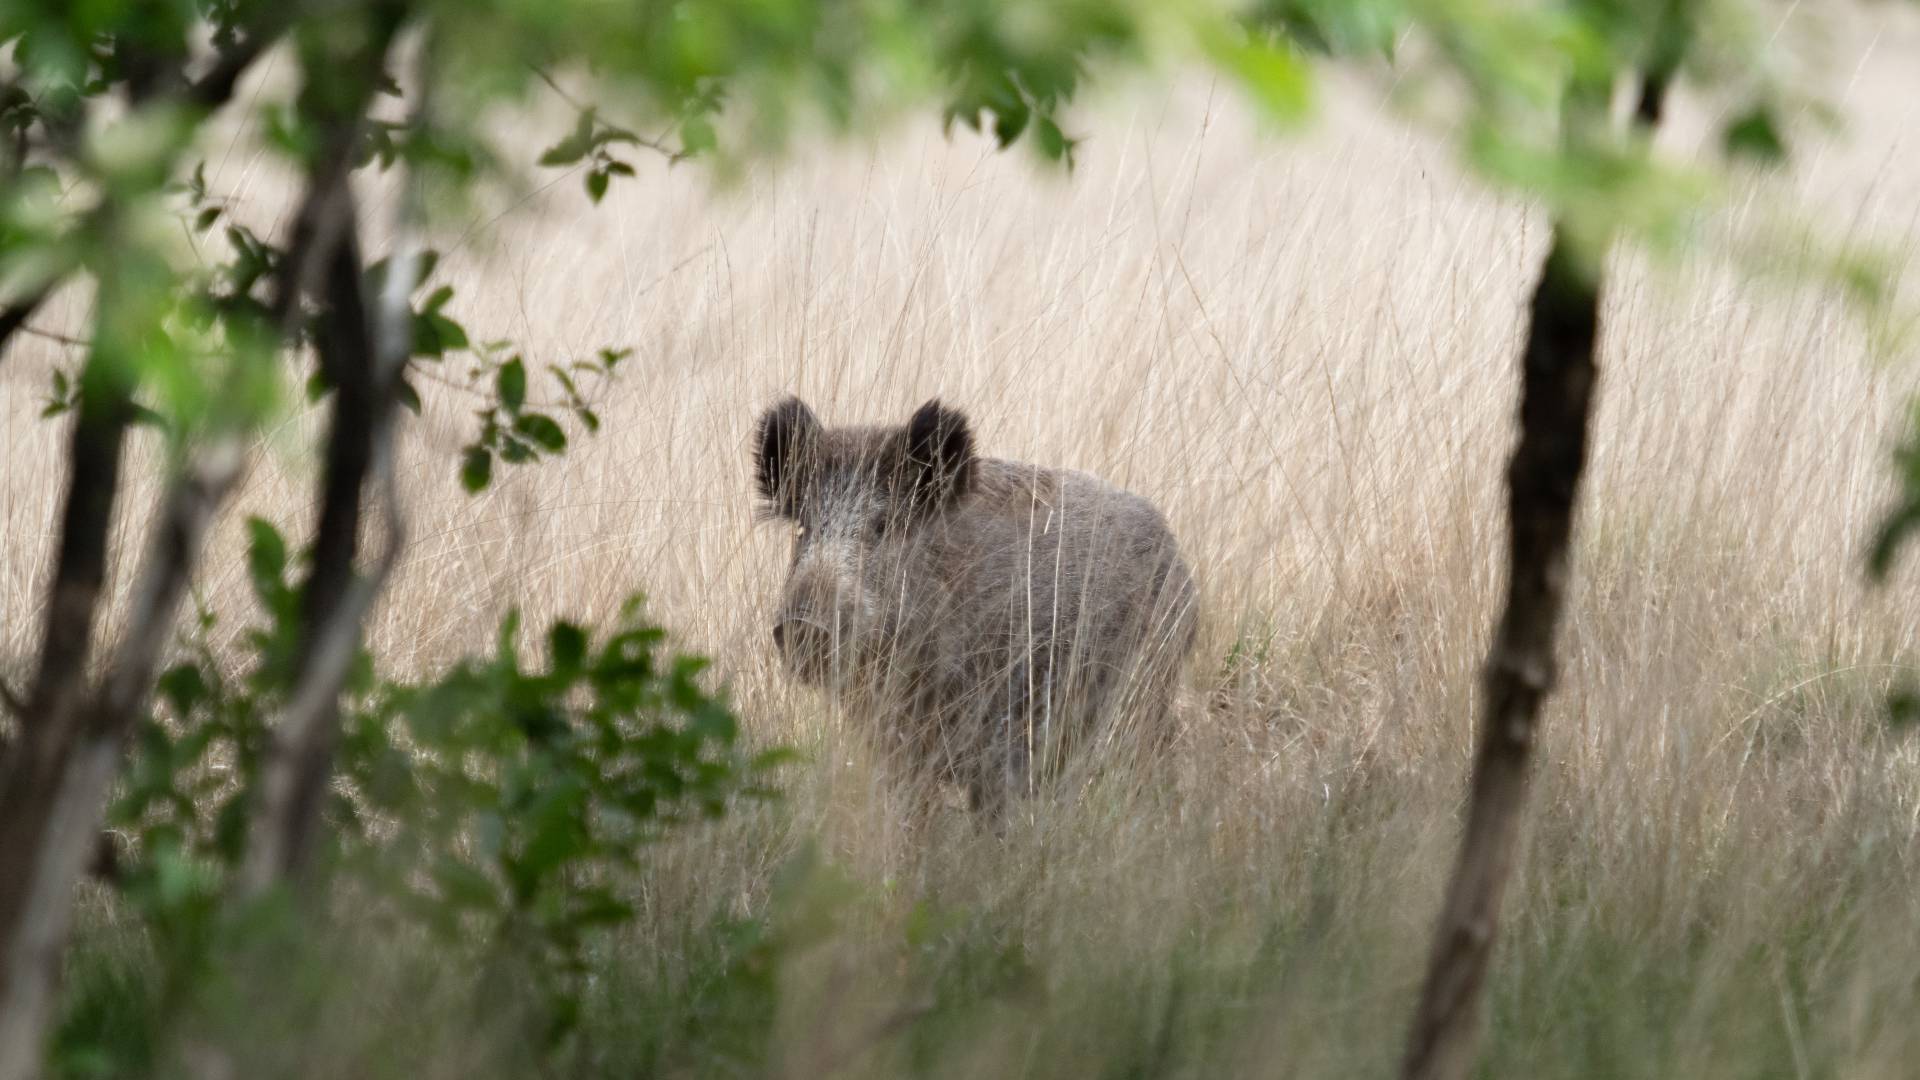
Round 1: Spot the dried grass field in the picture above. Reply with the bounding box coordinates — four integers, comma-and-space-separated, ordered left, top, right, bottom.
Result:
6, 7, 1920, 1077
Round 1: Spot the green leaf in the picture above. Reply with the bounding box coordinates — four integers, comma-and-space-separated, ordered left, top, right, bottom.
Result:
1035, 117, 1074, 165
1891, 686, 1920, 731
414, 311, 469, 357
549, 622, 587, 676
396, 378, 422, 415
586, 168, 609, 203
1725, 106, 1787, 164
679, 116, 716, 157
499, 436, 536, 464
538, 108, 597, 167
433, 314, 468, 351
194, 206, 221, 231
514, 412, 566, 453
992, 101, 1029, 148
157, 663, 209, 714
245, 517, 289, 606
749, 747, 804, 772
1207, 29, 1312, 126
461, 446, 493, 493
433, 858, 500, 911
497, 357, 526, 413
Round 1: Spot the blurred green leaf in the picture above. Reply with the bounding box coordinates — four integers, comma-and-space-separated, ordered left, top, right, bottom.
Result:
1725, 105, 1787, 164
514, 412, 566, 453
461, 445, 494, 493
497, 357, 526, 413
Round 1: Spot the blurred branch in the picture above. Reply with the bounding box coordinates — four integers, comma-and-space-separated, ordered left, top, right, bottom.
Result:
1635, 0, 1689, 129
0, 288, 54, 362
185, 17, 294, 112
0, 349, 133, 1080
529, 65, 686, 161
0, 436, 244, 1080
240, 200, 387, 892
17, 323, 87, 348
242, 11, 418, 894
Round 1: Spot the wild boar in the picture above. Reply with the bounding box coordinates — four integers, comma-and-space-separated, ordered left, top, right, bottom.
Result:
754, 397, 1198, 814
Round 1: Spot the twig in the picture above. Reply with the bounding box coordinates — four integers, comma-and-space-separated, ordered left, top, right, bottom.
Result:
17, 323, 87, 348
0, 287, 53, 361
528, 64, 687, 162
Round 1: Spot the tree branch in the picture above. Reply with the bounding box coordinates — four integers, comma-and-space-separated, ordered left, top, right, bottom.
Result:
0, 437, 243, 1080
238, 4, 414, 896
239, 192, 415, 894
0, 287, 55, 363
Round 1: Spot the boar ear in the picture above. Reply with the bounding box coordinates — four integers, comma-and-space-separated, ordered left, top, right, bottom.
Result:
755, 396, 821, 518
904, 399, 976, 508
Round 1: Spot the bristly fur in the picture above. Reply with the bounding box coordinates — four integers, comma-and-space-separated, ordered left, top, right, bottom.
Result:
751, 396, 1198, 817
903, 398, 976, 507
754, 396, 820, 519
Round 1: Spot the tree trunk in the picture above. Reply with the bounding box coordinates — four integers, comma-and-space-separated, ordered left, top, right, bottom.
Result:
238, 6, 411, 895
0, 32, 308, 1078
1397, 52, 1677, 1079
0, 372, 134, 1080
1398, 233, 1600, 1080
0, 447, 242, 1080
240, 219, 381, 888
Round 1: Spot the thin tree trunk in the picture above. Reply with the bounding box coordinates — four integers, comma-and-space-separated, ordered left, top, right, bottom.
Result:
0, 287, 53, 365
1399, 60, 1677, 1080
0, 446, 243, 1080
15, 374, 133, 737
1398, 233, 1601, 1080
238, 8, 412, 894
239, 218, 382, 889
0, 29, 303, 1078
0, 376, 137, 1041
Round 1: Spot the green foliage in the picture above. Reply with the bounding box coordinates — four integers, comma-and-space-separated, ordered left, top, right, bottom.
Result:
1870, 396, 1920, 583
8, 0, 1915, 1073
454, 341, 625, 493
93, 519, 782, 1058
336, 599, 782, 1040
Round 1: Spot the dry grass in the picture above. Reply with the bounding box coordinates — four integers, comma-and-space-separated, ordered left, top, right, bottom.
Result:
9, 7, 1920, 1077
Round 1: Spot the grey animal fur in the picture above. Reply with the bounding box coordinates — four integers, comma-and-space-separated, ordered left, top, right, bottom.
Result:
754, 397, 1198, 813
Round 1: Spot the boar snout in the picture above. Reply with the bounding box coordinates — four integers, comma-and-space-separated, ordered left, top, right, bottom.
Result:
772, 569, 865, 685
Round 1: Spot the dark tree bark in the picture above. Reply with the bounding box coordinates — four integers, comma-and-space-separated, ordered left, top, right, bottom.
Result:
0, 288, 53, 362
241, 215, 384, 888
13, 373, 134, 740
238, 3, 411, 895
0, 372, 133, 1080
0, 26, 339, 1069
1398, 233, 1601, 1080
0, 446, 242, 1080
1398, 64, 1678, 1080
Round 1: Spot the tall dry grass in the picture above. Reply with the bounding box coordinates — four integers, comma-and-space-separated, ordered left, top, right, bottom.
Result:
7, 7, 1920, 1076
